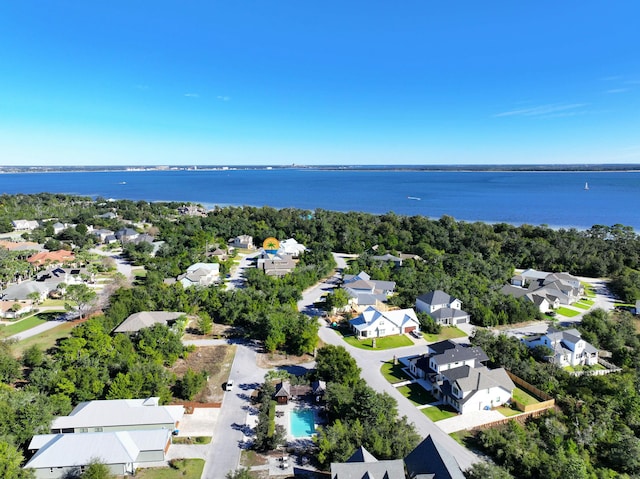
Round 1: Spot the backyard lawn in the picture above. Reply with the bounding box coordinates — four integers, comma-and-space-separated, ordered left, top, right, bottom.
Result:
497, 405, 522, 417
341, 333, 413, 350
556, 307, 580, 317
422, 404, 458, 422
580, 298, 595, 306
572, 302, 591, 310
380, 361, 412, 383
582, 283, 596, 298
397, 383, 436, 406
135, 459, 205, 479
0, 315, 46, 338
512, 387, 540, 407
422, 326, 467, 343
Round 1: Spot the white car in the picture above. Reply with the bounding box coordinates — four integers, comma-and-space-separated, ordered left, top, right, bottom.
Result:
225, 380, 234, 391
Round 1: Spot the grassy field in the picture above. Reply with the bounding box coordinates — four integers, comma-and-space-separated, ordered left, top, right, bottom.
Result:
397, 383, 437, 406
512, 387, 540, 407
422, 404, 458, 422
380, 361, 412, 383
0, 315, 46, 338
497, 405, 522, 417
172, 436, 211, 445
10, 321, 77, 357
341, 333, 413, 350
556, 307, 580, 317
582, 283, 596, 298
135, 459, 205, 479
422, 327, 467, 343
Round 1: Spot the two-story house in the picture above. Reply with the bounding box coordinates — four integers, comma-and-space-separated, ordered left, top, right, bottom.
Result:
415, 290, 471, 325
523, 327, 599, 367
350, 306, 420, 338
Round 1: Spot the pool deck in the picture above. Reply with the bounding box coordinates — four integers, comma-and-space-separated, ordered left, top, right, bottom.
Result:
275, 399, 323, 443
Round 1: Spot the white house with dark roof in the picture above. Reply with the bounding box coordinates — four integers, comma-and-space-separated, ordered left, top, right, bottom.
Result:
415, 290, 470, 325
504, 269, 584, 312
350, 306, 419, 338
409, 340, 514, 414
25, 429, 171, 479
523, 327, 599, 367
50, 397, 184, 434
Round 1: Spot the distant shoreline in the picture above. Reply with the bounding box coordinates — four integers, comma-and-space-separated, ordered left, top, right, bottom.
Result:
2, 164, 640, 174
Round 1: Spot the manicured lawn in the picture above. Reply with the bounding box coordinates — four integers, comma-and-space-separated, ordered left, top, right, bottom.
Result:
497, 406, 522, 417
10, 321, 77, 357
422, 327, 467, 343
422, 405, 458, 422
172, 436, 211, 445
0, 316, 46, 338
556, 307, 580, 317
582, 283, 596, 298
40, 299, 66, 307
565, 363, 606, 372
397, 383, 436, 406
572, 302, 591, 310
580, 298, 595, 306
512, 387, 540, 407
135, 459, 205, 479
380, 361, 412, 383
341, 333, 413, 350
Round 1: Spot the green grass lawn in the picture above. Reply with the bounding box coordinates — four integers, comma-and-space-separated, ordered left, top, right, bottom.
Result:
422, 404, 458, 422
556, 307, 580, 317
512, 387, 540, 407
397, 383, 437, 406
10, 321, 77, 357
0, 316, 46, 338
580, 298, 595, 306
572, 302, 591, 310
380, 361, 412, 383
135, 459, 205, 479
341, 333, 413, 350
565, 363, 606, 372
497, 406, 522, 417
582, 283, 596, 298
172, 436, 211, 445
40, 299, 66, 308
422, 326, 467, 343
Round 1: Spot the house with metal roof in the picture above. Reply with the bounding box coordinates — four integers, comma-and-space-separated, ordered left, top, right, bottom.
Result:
415, 290, 470, 325
178, 262, 220, 288
350, 306, 420, 338
522, 327, 599, 367
50, 397, 184, 434
504, 269, 584, 313
24, 429, 171, 479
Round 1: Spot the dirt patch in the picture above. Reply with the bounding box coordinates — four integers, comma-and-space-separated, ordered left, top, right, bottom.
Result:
256, 351, 315, 369
170, 345, 236, 403
183, 321, 241, 340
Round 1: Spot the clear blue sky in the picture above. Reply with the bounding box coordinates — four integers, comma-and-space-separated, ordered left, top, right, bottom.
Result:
1, 1, 639, 166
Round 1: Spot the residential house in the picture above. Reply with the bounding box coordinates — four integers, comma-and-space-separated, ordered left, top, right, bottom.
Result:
27, 250, 75, 267
522, 327, 599, 367
404, 435, 465, 479
24, 429, 171, 479
415, 290, 471, 325
0, 240, 43, 252
279, 238, 306, 257
0, 300, 33, 319
503, 269, 584, 312
257, 253, 296, 277
370, 253, 404, 267
51, 222, 67, 235
229, 235, 254, 250
12, 219, 39, 231
50, 397, 184, 434
331, 446, 406, 479
350, 306, 420, 338
177, 204, 206, 216
92, 228, 116, 244
35, 267, 93, 288
0, 281, 50, 301
409, 340, 514, 414
177, 263, 220, 288
115, 228, 139, 244
96, 211, 118, 220
342, 271, 396, 308
113, 311, 185, 333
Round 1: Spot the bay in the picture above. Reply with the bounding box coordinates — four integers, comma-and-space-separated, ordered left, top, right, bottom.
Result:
0, 169, 639, 230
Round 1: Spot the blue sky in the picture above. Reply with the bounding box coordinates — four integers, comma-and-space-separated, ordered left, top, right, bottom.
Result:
1, 1, 639, 166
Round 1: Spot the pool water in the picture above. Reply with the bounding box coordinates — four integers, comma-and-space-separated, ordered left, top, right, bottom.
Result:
290, 409, 315, 437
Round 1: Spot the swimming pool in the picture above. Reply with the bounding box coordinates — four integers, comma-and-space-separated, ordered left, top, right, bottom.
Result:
290, 408, 315, 437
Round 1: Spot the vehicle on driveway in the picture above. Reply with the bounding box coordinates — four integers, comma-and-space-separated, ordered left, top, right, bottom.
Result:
225, 380, 234, 391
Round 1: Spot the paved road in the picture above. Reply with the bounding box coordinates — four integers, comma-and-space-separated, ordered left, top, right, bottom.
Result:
226, 252, 260, 290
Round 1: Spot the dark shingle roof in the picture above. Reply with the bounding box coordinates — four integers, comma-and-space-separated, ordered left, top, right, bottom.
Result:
405, 435, 465, 479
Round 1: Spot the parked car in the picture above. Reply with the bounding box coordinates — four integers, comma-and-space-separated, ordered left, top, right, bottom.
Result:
410, 330, 422, 339
225, 380, 234, 391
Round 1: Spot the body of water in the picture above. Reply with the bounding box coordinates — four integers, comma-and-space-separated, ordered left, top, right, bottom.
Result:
1, 168, 639, 230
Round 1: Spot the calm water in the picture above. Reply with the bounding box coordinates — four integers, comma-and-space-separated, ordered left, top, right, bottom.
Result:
290, 408, 315, 437
1, 169, 639, 230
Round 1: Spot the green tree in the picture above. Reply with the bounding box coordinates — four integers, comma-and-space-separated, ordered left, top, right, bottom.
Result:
315, 345, 361, 386
64, 284, 98, 320
197, 312, 213, 335
80, 459, 113, 479
465, 462, 514, 479
0, 440, 33, 479
226, 468, 253, 479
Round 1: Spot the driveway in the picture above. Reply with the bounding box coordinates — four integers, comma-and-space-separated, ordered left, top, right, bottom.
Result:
226, 252, 260, 290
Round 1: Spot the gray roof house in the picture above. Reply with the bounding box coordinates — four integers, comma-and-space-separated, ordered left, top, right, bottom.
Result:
331, 446, 406, 479
12, 219, 40, 231
342, 271, 396, 308
25, 429, 171, 479
115, 228, 139, 243
177, 263, 220, 288
504, 269, 584, 311
523, 327, 599, 368
113, 311, 185, 333
404, 435, 465, 479
0, 281, 50, 301
416, 290, 470, 325
50, 397, 184, 434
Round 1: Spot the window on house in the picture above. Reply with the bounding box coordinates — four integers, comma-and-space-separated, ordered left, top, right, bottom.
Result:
79, 428, 88, 433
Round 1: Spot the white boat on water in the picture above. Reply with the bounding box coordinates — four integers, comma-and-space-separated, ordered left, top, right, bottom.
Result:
584, 182, 589, 190
407, 196, 421, 201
